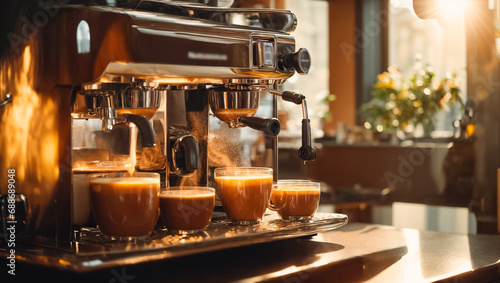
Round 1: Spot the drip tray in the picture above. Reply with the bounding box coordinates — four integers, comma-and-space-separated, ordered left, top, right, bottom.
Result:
5, 212, 348, 272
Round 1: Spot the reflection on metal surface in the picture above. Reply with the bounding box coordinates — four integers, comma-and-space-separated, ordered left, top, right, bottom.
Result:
4, 212, 347, 272
75, 212, 347, 256
0, 47, 60, 234
76, 20, 91, 54
0, 0, 313, 247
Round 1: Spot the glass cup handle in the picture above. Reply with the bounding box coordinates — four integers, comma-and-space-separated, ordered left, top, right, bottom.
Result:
268, 186, 286, 211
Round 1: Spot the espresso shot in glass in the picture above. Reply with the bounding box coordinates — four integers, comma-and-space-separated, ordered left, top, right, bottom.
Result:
269, 180, 321, 222
159, 186, 215, 234
214, 167, 273, 225
89, 172, 160, 241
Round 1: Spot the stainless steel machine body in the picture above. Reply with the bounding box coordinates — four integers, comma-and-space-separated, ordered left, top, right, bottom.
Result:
0, 1, 311, 242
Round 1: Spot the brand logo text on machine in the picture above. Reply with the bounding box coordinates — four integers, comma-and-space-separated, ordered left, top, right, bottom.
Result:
188, 51, 228, 61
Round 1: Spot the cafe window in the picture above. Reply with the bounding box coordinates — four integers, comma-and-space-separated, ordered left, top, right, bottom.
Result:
281, 0, 330, 138
388, 0, 467, 135
280, 0, 468, 138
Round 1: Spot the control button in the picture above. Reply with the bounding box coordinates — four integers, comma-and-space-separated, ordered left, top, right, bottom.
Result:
254, 41, 275, 69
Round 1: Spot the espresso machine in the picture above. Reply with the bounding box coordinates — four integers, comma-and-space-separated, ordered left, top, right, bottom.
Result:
0, 0, 316, 248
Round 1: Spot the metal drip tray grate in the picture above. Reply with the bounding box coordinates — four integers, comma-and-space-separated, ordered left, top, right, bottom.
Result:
3, 212, 348, 272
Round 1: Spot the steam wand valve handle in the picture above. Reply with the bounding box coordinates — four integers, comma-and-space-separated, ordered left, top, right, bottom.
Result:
123, 114, 156, 148
238, 116, 281, 136
281, 91, 305, 105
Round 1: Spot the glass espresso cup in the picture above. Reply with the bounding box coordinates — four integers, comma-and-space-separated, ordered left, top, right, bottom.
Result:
159, 186, 215, 234
269, 180, 321, 221
89, 172, 160, 240
214, 167, 273, 225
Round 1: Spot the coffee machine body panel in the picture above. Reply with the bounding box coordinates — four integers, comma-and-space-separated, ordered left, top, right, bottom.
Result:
1, 2, 306, 242
29, 5, 297, 87
167, 88, 209, 187
0, 80, 73, 240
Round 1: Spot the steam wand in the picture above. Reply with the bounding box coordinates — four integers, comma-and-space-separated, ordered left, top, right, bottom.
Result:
297, 99, 317, 162
253, 87, 316, 162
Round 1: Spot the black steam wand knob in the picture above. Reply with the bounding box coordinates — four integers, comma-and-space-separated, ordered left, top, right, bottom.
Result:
281, 48, 311, 75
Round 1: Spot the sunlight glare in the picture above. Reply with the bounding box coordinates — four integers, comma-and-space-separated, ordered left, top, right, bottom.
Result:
438, 0, 468, 18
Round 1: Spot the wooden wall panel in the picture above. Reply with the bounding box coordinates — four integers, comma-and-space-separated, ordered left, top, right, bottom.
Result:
324, 0, 357, 134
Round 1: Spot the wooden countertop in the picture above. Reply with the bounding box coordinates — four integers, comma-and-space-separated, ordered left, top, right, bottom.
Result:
5, 222, 500, 282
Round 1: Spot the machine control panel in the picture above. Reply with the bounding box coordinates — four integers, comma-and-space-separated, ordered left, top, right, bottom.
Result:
251, 36, 276, 71
254, 41, 274, 68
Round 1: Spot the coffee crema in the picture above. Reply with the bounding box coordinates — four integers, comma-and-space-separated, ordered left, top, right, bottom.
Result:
214, 175, 273, 221
212, 109, 257, 122
116, 108, 158, 119
270, 187, 320, 220
90, 177, 160, 238
159, 190, 215, 231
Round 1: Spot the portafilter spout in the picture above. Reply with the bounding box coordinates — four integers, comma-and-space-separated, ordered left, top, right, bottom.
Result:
79, 82, 160, 148
208, 87, 260, 127
101, 96, 117, 132
208, 87, 280, 136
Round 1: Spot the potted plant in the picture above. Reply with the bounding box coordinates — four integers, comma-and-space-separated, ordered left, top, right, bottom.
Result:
361, 62, 463, 140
